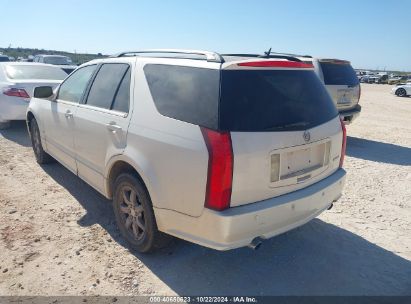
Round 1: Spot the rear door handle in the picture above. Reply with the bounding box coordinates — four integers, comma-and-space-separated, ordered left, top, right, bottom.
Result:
106, 123, 122, 133
65, 110, 73, 118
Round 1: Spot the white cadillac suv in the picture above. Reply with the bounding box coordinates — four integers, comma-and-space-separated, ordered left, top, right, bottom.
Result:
296, 56, 361, 124
26, 50, 347, 252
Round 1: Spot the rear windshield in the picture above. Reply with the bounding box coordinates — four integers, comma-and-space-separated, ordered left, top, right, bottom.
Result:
5, 65, 67, 80
320, 62, 359, 86
43, 56, 71, 65
219, 70, 338, 131
144, 65, 338, 132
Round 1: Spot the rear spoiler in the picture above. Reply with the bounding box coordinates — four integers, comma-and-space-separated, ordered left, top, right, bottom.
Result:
223, 59, 314, 70
222, 53, 303, 63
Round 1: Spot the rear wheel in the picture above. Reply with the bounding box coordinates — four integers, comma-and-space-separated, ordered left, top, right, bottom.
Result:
396, 88, 407, 97
112, 173, 171, 253
29, 118, 54, 164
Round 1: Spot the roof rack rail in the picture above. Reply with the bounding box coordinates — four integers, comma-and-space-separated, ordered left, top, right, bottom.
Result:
110, 49, 224, 63
221, 53, 303, 62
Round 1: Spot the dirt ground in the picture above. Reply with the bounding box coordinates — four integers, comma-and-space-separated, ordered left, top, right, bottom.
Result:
0, 84, 410, 296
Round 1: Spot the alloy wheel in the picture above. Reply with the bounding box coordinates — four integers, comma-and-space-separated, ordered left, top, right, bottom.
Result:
397, 88, 406, 97
118, 185, 146, 241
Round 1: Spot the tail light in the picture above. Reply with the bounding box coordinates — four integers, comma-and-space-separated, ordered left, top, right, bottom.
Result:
339, 118, 347, 168
3, 88, 30, 98
201, 127, 233, 211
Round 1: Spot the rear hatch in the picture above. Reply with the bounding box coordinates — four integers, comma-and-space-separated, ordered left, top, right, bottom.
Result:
2, 79, 62, 105
2, 64, 66, 101
7, 79, 62, 97
318, 59, 360, 111
220, 59, 343, 207
3, 63, 67, 97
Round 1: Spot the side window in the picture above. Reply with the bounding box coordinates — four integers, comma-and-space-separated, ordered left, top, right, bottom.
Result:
85, 63, 129, 110
144, 64, 220, 129
111, 68, 131, 113
57, 65, 96, 103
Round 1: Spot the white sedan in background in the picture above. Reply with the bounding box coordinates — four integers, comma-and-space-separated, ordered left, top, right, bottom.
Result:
392, 82, 411, 97
0, 62, 67, 129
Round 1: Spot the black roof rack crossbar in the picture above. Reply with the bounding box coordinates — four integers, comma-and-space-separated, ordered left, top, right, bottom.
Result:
110, 49, 224, 63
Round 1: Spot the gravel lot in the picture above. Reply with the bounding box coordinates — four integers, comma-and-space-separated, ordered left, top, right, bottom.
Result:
0, 84, 410, 296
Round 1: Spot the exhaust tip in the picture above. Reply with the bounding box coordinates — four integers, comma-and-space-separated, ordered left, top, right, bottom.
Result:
248, 237, 263, 250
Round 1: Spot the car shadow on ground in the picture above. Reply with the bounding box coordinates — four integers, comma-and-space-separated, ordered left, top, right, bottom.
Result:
40, 162, 411, 296
347, 136, 411, 166
0, 121, 31, 147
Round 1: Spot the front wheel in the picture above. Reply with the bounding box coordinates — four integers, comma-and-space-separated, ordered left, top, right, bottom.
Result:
112, 173, 172, 253
29, 118, 54, 164
396, 88, 407, 97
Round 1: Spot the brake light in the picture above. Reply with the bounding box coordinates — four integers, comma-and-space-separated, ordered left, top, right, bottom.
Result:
238, 61, 313, 69
339, 118, 347, 168
3, 88, 30, 98
201, 127, 233, 211
319, 59, 350, 65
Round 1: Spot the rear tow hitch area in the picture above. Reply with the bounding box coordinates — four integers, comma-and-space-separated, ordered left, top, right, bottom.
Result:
248, 237, 264, 250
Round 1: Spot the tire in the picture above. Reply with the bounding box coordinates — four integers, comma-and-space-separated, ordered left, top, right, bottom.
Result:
112, 173, 172, 253
29, 118, 54, 164
396, 88, 407, 97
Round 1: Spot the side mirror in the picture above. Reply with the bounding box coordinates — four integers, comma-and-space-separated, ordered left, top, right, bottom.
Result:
34, 86, 53, 99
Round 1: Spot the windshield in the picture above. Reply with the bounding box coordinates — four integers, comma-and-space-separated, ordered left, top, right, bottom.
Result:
43, 56, 71, 65
219, 69, 338, 131
5, 65, 68, 80
320, 62, 359, 86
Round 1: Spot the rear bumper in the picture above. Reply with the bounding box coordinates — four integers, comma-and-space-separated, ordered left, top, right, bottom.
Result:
339, 104, 361, 124
155, 169, 346, 250
0, 97, 29, 122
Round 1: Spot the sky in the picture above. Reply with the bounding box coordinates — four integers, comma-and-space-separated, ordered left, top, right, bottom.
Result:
1, 0, 410, 71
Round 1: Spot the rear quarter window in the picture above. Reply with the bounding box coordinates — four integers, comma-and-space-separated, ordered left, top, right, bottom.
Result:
320, 63, 359, 86
144, 64, 220, 129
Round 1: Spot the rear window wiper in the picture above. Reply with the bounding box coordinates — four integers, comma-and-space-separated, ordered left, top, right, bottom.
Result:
263, 121, 309, 131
